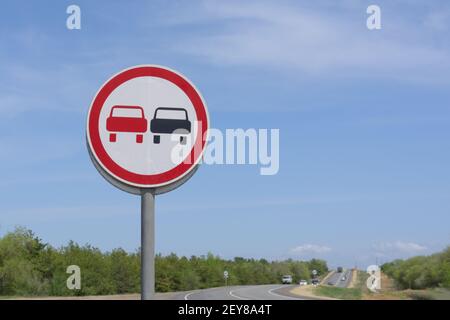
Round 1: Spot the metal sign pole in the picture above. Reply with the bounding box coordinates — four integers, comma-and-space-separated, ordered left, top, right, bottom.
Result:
141, 190, 155, 300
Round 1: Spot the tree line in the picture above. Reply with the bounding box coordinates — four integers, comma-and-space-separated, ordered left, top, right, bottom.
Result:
0, 227, 327, 296
382, 246, 450, 290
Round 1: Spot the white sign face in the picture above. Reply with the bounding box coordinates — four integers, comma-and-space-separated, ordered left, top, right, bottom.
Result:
224, 271, 229, 278
99, 77, 198, 175
87, 65, 209, 188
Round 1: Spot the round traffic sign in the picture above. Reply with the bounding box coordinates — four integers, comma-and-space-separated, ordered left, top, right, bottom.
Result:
87, 65, 209, 189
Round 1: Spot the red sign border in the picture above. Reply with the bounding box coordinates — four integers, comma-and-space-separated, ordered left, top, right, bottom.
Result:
87, 65, 209, 188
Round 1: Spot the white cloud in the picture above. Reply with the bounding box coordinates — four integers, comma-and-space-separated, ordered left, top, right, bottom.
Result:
373, 241, 427, 254
170, 0, 450, 83
290, 244, 332, 255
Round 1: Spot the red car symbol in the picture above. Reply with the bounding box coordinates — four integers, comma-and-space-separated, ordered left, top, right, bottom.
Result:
106, 105, 148, 143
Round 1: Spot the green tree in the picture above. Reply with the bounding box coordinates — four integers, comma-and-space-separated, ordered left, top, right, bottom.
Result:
109, 249, 140, 293
0, 227, 334, 296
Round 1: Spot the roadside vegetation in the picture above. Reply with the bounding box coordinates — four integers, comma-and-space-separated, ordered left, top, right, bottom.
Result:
403, 288, 450, 300
0, 227, 327, 297
317, 248, 450, 300
381, 247, 450, 290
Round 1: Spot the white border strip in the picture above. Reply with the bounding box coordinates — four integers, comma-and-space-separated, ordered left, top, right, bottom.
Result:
229, 290, 249, 300
184, 291, 196, 300
268, 285, 301, 300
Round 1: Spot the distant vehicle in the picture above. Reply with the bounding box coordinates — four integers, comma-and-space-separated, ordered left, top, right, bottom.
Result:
341, 276, 346, 281
106, 105, 148, 144
337, 267, 343, 273
311, 278, 319, 286
282, 275, 293, 284
150, 107, 191, 144
327, 280, 334, 286
299, 280, 308, 286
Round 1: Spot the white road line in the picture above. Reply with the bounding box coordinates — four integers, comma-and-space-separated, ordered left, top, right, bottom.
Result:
184, 291, 196, 300
229, 289, 249, 300
334, 273, 340, 287
335, 269, 350, 287
334, 269, 346, 287
267, 285, 300, 300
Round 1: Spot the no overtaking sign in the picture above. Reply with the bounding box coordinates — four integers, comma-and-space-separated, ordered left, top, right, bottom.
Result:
87, 65, 209, 189
86, 65, 209, 299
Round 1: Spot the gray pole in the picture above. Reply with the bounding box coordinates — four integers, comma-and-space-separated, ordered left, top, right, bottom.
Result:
141, 190, 155, 300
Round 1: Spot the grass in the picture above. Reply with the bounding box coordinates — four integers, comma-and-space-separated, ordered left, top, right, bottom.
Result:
405, 288, 450, 300
314, 286, 363, 300
311, 271, 450, 300
363, 272, 450, 300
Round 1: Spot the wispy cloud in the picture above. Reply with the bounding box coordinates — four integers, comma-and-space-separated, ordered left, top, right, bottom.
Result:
373, 241, 428, 254
290, 244, 332, 255
159, 194, 373, 214
0, 27, 117, 118
169, 0, 450, 83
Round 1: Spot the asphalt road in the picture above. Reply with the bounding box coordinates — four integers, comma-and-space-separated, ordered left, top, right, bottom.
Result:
326, 269, 352, 288
337, 270, 352, 288
172, 284, 305, 300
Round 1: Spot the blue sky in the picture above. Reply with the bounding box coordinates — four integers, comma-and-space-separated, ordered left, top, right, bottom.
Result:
1, 0, 450, 268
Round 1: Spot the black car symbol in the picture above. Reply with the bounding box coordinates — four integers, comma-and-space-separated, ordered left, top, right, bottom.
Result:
150, 107, 191, 145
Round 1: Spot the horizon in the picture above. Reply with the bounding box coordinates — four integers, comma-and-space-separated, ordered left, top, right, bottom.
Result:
1, 0, 450, 270
3, 225, 448, 270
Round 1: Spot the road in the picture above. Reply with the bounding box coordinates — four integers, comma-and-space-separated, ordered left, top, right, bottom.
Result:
172, 284, 305, 300
337, 270, 352, 288
174, 270, 354, 300
15, 272, 353, 300
326, 269, 352, 288
14, 281, 346, 300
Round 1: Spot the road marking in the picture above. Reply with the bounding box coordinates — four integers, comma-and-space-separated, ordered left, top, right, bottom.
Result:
344, 270, 352, 288
229, 289, 249, 300
334, 269, 346, 287
335, 269, 348, 287
187, 285, 302, 300
267, 285, 301, 300
184, 291, 196, 300
334, 273, 340, 286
